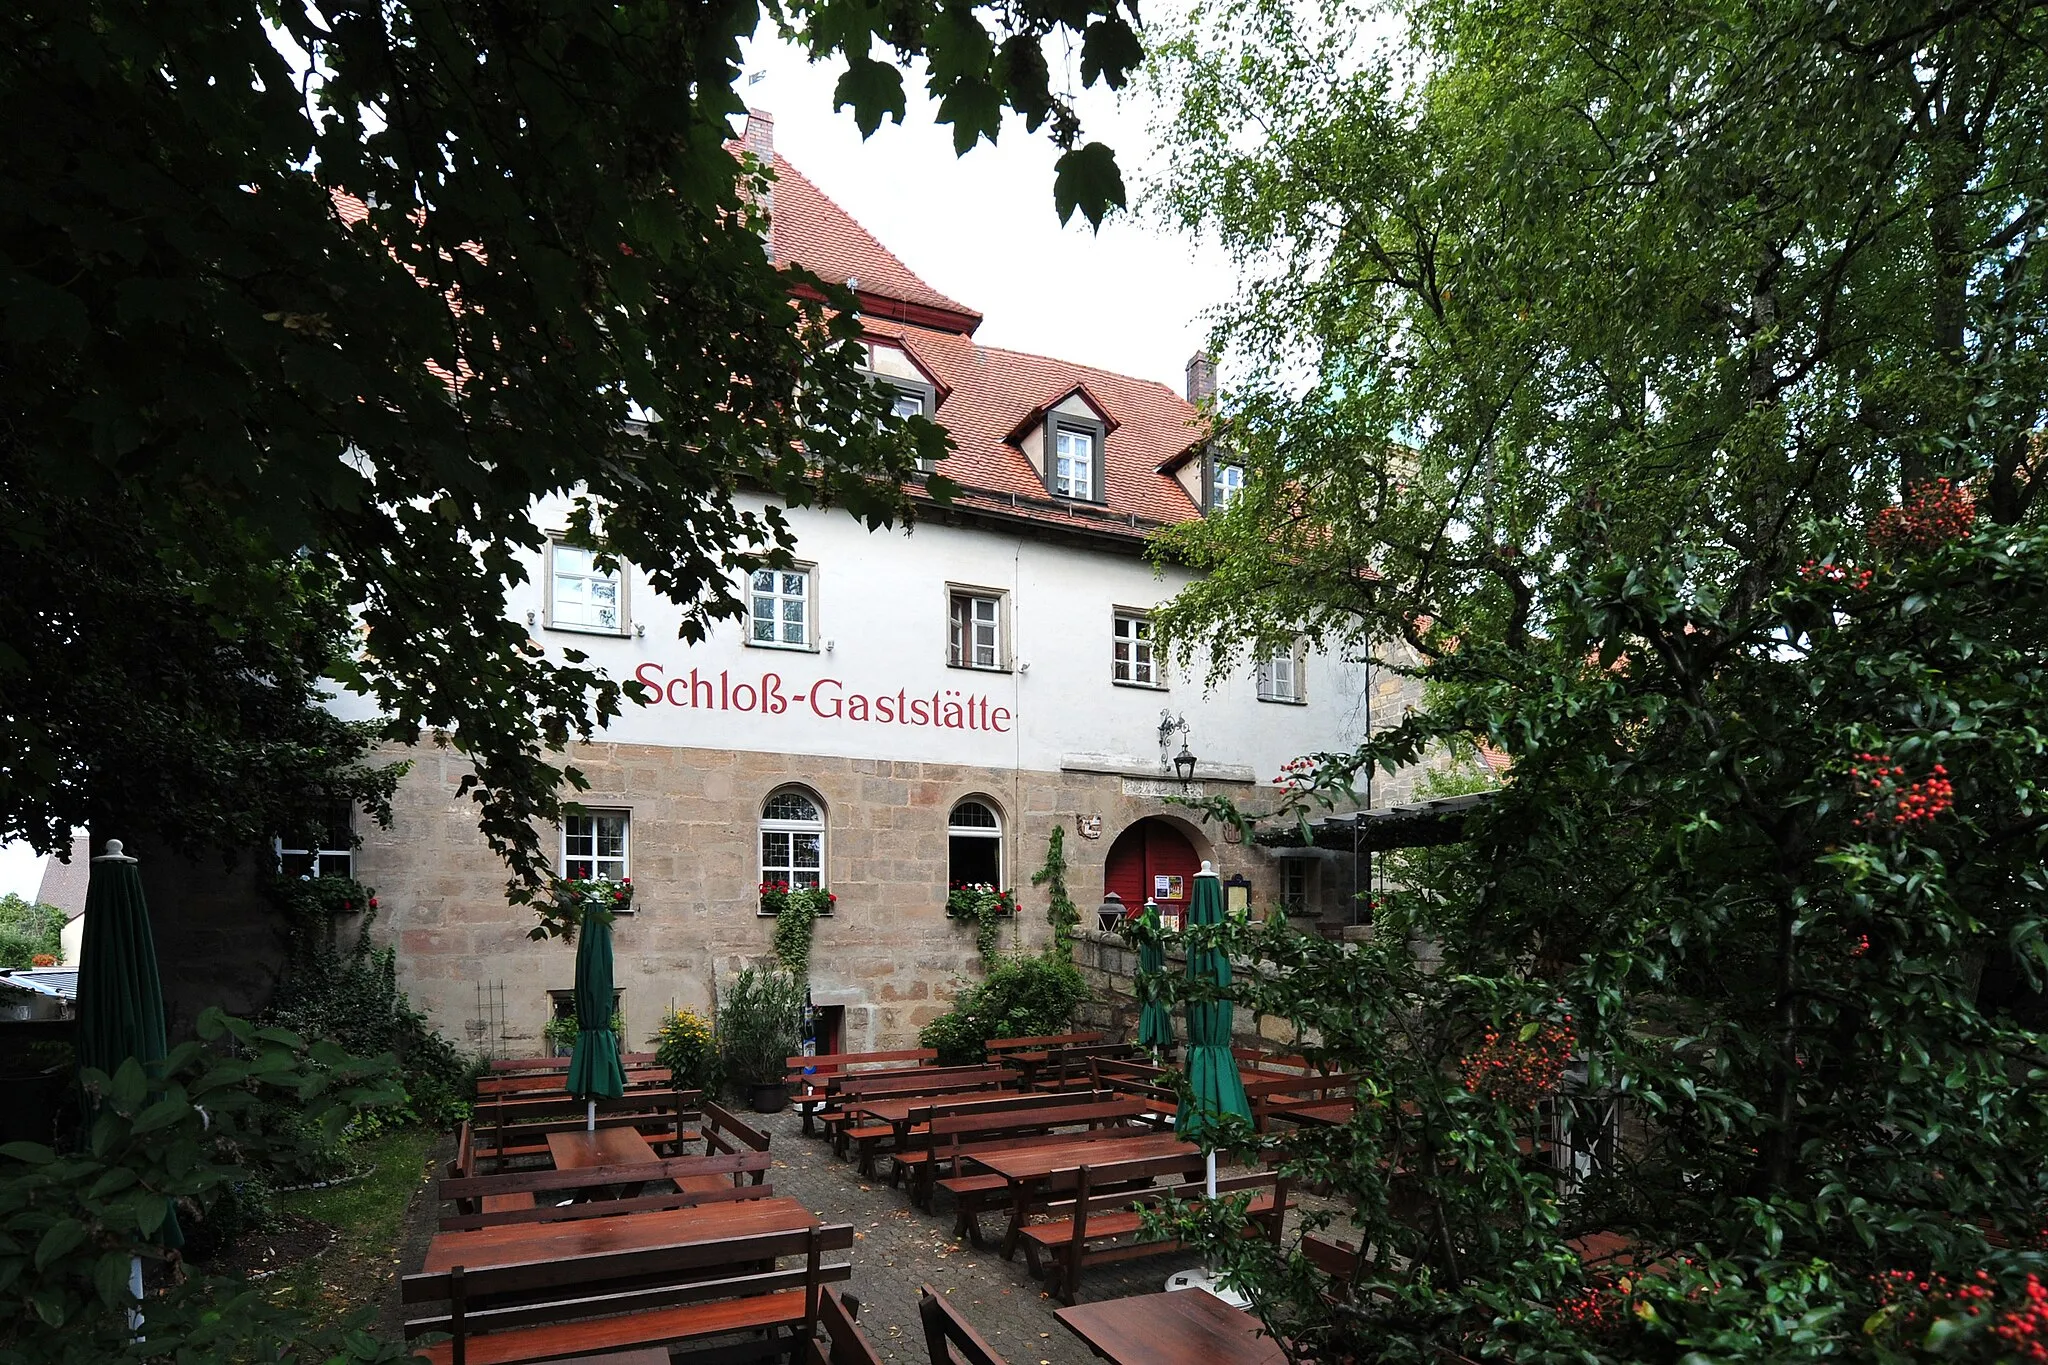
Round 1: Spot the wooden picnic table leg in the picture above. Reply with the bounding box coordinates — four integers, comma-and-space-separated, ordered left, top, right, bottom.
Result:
1000, 1176, 1030, 1260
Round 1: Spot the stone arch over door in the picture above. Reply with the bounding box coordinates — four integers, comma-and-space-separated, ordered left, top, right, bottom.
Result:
1103, 816, 1204, 915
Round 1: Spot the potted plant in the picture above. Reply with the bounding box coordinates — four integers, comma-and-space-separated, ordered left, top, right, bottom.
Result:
718, 966, 805, 1112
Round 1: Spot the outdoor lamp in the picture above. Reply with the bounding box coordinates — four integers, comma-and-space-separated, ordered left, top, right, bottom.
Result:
1096, 891, 1125, 932
1174, 739, 1197, 788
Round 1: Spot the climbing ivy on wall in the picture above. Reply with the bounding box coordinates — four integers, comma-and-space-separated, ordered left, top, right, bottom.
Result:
1034, 826, 1081, 956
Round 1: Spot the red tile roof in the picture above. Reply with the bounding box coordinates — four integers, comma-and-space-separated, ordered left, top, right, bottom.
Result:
764, 154, 1211, 538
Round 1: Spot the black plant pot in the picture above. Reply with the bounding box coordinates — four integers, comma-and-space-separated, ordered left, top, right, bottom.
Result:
748, 1081, 789, 1114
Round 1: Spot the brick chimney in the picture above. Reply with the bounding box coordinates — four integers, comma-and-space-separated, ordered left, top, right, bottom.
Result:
741, 108, 774, 256
1185, 351, 1217, 404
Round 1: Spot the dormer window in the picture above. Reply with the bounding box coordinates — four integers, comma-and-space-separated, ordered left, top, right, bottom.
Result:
1050, 416, 1107, 501
888, 383, 928, 420
1211, 461, 1245, 509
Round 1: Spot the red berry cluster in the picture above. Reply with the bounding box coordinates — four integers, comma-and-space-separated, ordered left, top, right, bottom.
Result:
1848, 753, 1953, 830
1272, 756, 1316, 790
1796, 558, 1874, 591
1554, 1282, 1632, 1341
1869, 478, 1976, 556
1995, 1274, 2048, 1361
1461, 1015, 1574, 1110
1850, 933, 1870, 958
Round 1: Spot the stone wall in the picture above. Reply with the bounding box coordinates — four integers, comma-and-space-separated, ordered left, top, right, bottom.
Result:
357, 740, 1325, 1057
1069, 926, 1303, 1051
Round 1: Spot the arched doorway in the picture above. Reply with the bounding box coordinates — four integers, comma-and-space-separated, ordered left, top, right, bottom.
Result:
1104, 818, 1202, 916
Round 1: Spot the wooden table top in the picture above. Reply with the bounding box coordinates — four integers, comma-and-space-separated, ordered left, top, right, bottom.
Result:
1057, 1291, 1286, 1365
843, 1092, 1028, 1125
423, 1196, 817, 1274
968, 1130, 1198, 1182
1263, 1099, 1355, 1127
548, 1127, 658, 1171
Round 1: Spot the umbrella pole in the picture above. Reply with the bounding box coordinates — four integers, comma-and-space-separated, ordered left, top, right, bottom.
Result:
587, 1099, 596, 1133
127, 1254, 143, 1337
1206, 1148, 1217, 1200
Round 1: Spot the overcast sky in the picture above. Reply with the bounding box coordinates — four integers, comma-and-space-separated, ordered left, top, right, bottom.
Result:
736, 30, 1231, 392
0, 31, 1231, 904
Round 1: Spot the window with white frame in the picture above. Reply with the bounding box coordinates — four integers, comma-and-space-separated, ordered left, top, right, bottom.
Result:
1211, 461, 1245, 510
562, 811, 629, 884
548, 542, 626, 634
948, 590, 1004, 670
1056, 426, 1100, 499
947, 799, 1003, 887
1279, 859, 1314, 914
749, 566, 813, 649
1112, 611, 1162, 688
888, 382, 928, 419
276, 802, 355, 879
1256, 640, 1307, 704
760, 787, 826, 902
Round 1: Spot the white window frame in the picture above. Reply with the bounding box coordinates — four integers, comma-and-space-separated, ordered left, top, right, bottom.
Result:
947, 799, 1004, 888
546, 540, 630, 636
747, 563, 816, 651
276, 803, 354, 879
561, 810, 630, 890
1211, 461, 1245, 510
1112, 610, 1164, 689
1053, 426, 1095, 500
947, 587, 1008, 671
759, 787, 828, 909
1256, 639, 1308, 705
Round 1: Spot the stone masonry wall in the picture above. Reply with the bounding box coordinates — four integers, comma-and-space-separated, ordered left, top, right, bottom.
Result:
1069, 926, 1304, 1052
356, 740, 1322, 1057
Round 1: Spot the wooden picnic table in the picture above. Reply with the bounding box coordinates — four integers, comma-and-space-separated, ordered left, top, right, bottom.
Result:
966, 1130, 1199, 1257
1056, 1290, 1286, 1365
423, 1195, 818, 1275
1262, 1098, 1355, 1128
549, 1127, 659, 1170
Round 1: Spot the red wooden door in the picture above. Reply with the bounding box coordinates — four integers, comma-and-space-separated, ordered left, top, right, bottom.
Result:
1104, 819, 1200, 913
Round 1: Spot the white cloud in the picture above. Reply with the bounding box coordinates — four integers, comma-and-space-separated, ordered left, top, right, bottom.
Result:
737, 29, 1230, 393
0, 842, 48, 902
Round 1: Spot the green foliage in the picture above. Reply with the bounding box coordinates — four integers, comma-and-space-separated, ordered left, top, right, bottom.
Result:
1148, 0, 2048, 680
0, 894, 64, 968
718, 967, 806, 1088
945, 884, 1017, 961
651, 1007, 721, 1094
1161, 516, 2048, 1358
1032, 826, 1082, 955
264, 878, 476, 1130
0, 1009, 409, 1363
544, 1009, 625, 1059
1, 0, 1139, 884
918, 952, 1089, 1065
529, 874, 634, 945
761, 883, 833, 979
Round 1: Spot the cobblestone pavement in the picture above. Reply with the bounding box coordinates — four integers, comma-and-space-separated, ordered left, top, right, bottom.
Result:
751, 1105, 1208, 1364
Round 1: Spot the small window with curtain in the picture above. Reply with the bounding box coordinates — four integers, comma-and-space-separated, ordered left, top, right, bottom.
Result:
1112, 610, 1163, 688
1256, 640, 1308, 705
948, 590, 1006, 670
749, 565, 814, 649
548, 542, 628, 635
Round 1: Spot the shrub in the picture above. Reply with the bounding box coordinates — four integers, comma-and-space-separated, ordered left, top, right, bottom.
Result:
918, 951, 1088, 1065
544, 1008, 624, 1058
717, 966, 805, 1090
651, 1006, 720, 1093
0, 894, 65, 969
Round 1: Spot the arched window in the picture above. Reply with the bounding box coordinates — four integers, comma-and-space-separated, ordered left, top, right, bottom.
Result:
948, 799, 1003, 887
761, 787, 826, 896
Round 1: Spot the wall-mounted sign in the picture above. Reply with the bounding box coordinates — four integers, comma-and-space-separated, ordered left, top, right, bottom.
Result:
1153, 874, 1184, 902
1075, 815, 1103, 840
633, 663, 1012, 733
1122, 778, 1205, 798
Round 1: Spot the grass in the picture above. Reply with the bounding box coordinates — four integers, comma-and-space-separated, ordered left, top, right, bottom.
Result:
265, 1127, 438, 1328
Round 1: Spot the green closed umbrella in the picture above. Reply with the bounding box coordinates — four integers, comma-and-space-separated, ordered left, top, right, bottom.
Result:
565, 911, 626, 1129
74, 839, 181, 1320
1175, 862, 1250, 1194
1135, 902, 1175, 1055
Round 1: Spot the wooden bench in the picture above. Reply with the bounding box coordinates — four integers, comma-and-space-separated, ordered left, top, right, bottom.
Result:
891, 1092, 1135, 1208
449, 1120, 540, 1217
929, 1109, 1164, 1242
1244, 1071, 1360, 1132
919, 1284, 1013, 1365
786, 1048, 938, 1137
476, 1089, 701, 1163
823, 1067, 1017, 1156
686, 1102, 772, 1194
402, 1222, 853, 1365
1088, 1057, 1181, 1119
877, 1090, 1106, 1191
986, 1032, 1104, 1061
476, 1065, 673, 1098
489, 1052, 660, 1073
436, 1152, 775, 1231
806, 1286, 882, 1365
1017, 1042, 1138, 1092
1020, 1160, 1292, 1304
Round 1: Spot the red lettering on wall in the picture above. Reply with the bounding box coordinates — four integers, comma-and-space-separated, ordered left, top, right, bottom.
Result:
627, 659, 1015, 733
